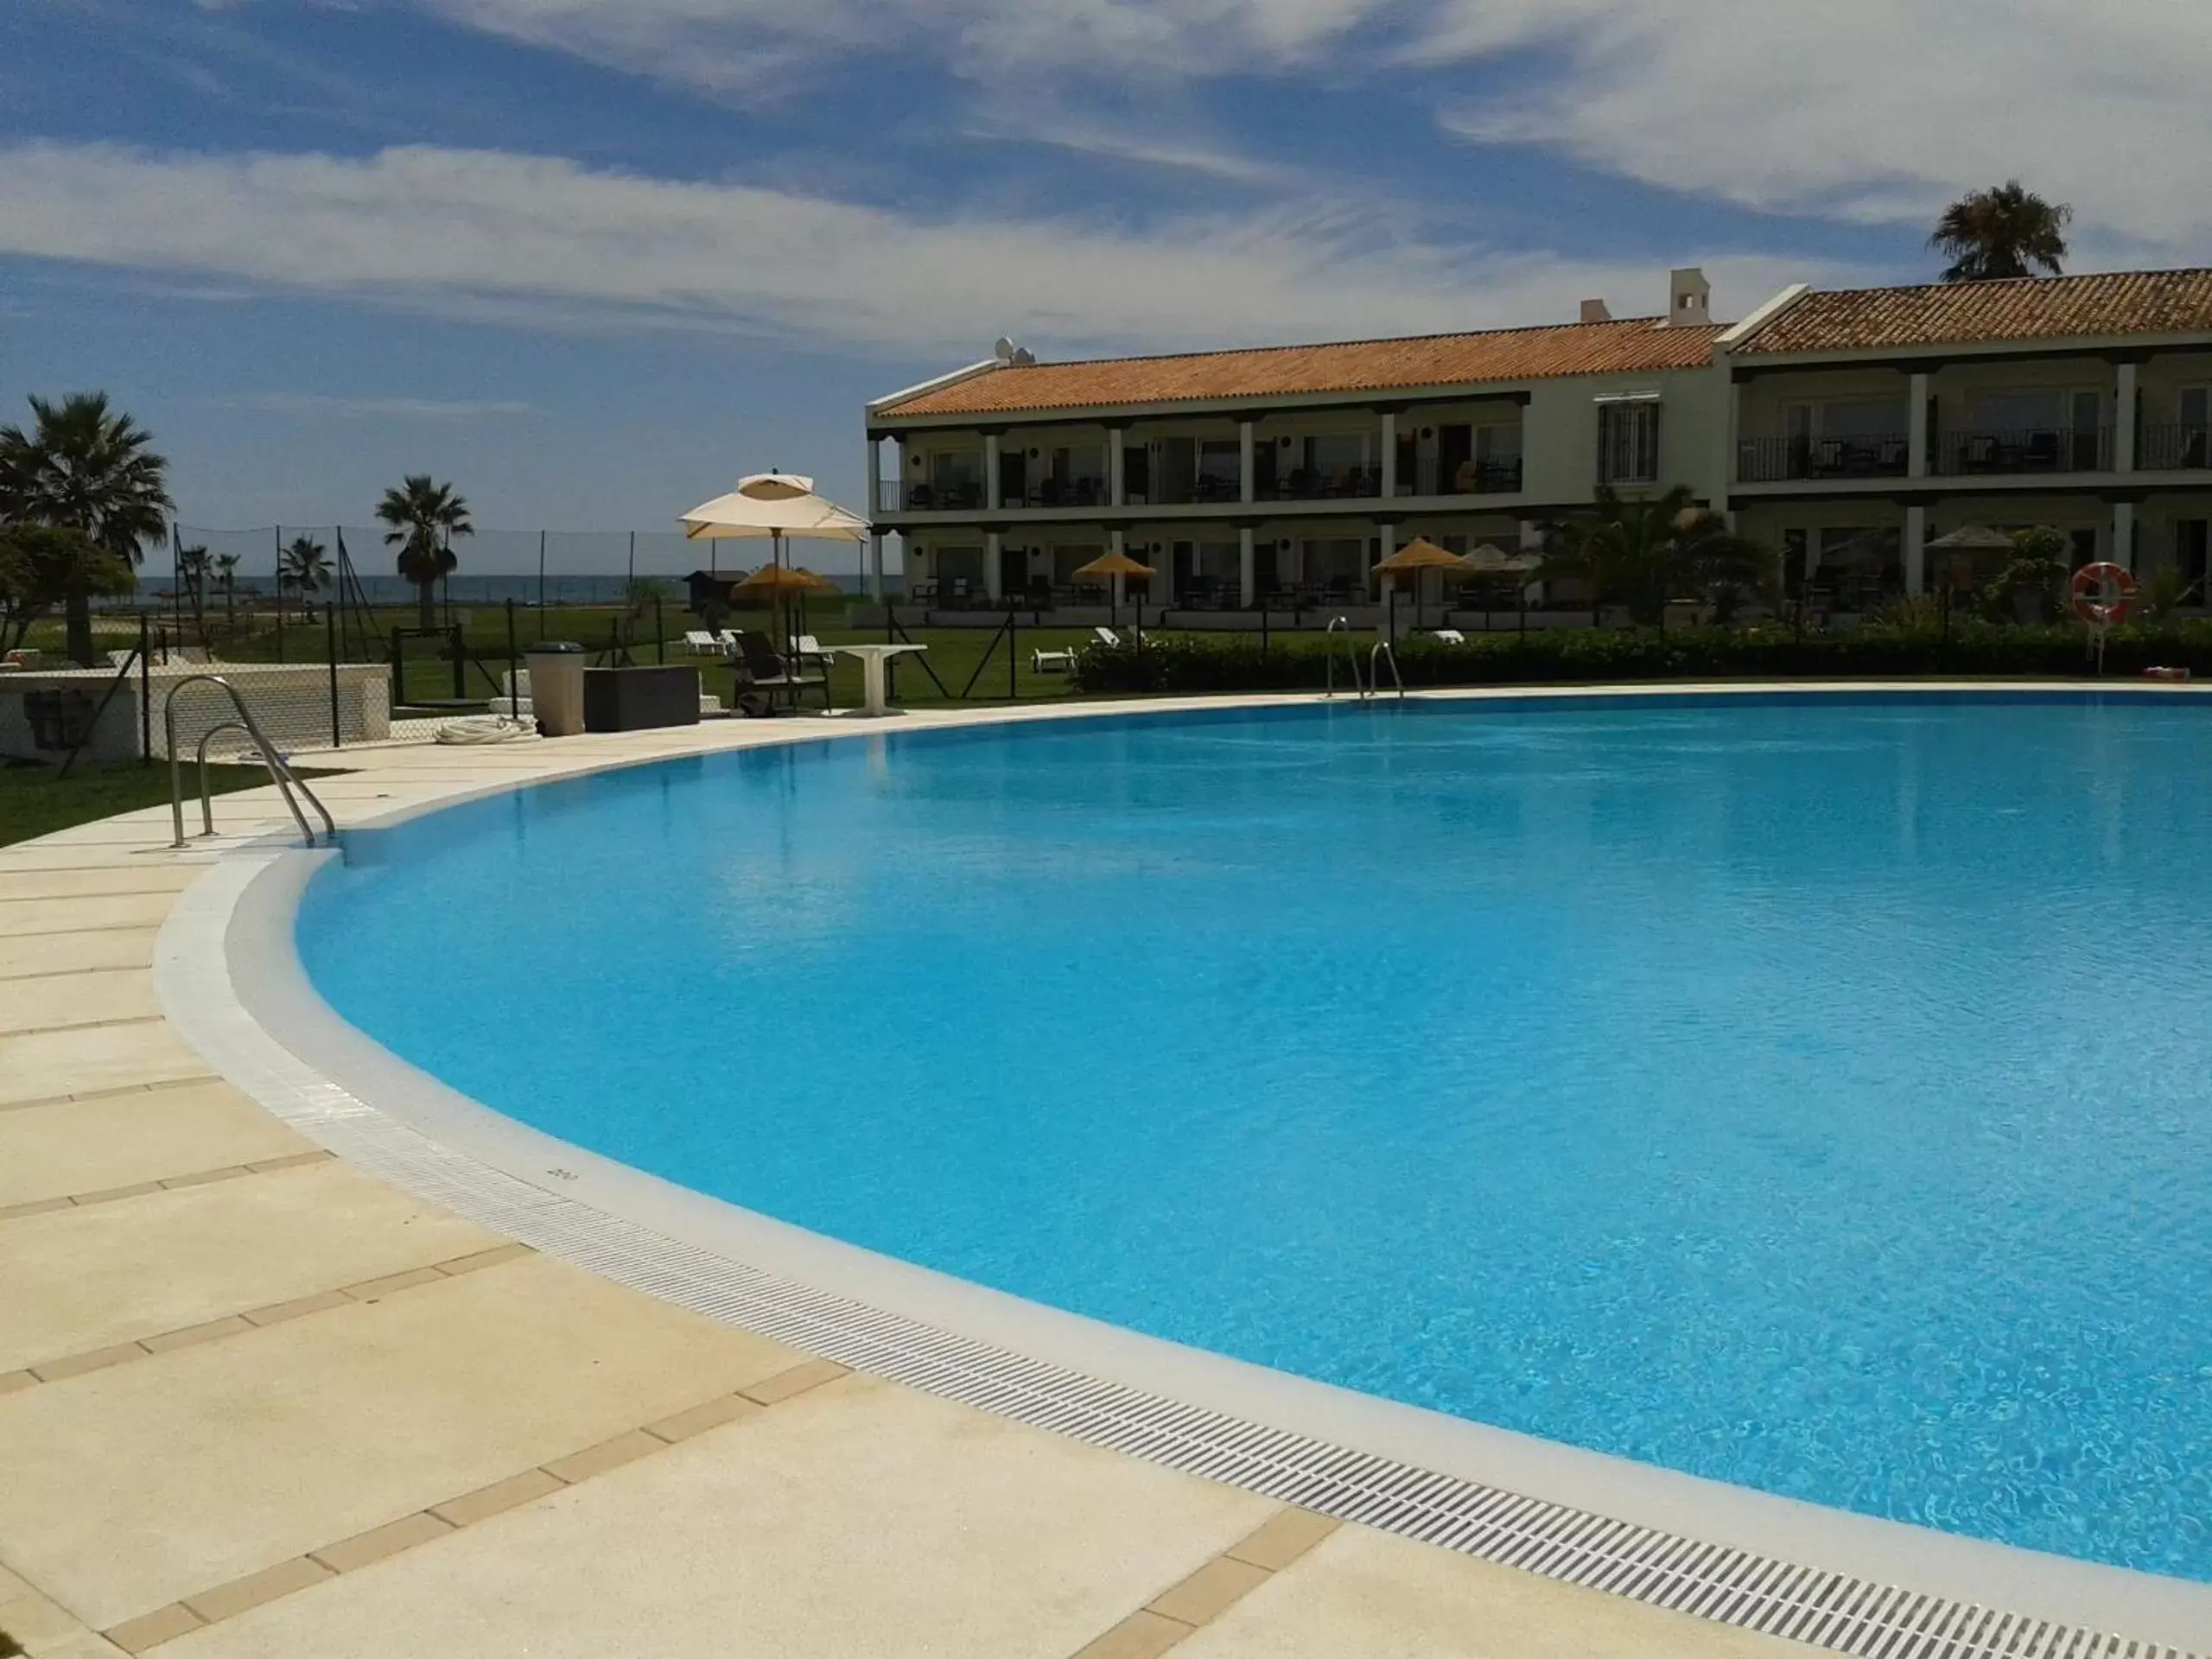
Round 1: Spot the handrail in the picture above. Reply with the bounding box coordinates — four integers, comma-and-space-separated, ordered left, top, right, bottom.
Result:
1368, 639, 1406, 702
1324, 616, 1361, 698
166, 674, 337, 849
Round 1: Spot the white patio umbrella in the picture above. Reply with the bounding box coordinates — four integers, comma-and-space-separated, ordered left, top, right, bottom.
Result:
680, 472, 868, 575
682, 472, 868, 668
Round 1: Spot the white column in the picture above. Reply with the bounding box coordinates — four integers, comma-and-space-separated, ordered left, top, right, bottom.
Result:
1109, 430, 1126, 505
1909, 372, 1931, 479
1904, 506, 1926, 594
984, 433, 1001, 511
1380, 410, 1398, 499
1376, 522, 1395, 604
1239, 421, 1255, 504
984, 531, 1003, 601
2116, 362, 2139, 472
2114, 502, 2137, 570
1238, 524, 1256, 607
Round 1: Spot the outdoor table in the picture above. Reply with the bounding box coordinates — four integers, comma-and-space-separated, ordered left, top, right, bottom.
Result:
831, 643, 927, 717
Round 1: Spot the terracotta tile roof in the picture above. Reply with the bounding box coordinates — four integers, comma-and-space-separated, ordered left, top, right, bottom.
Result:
874, 317, 1725, 419
1736, 268, 2212, 356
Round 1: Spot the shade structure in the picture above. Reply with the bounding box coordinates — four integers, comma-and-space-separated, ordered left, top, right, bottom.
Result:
1458, 543, 1540, 574
1072, 550, 1157, 580
1372, 537, 1464, 575
732, 563, 839, 599
680, 473, 868, 544
1925, 524, 2017, 551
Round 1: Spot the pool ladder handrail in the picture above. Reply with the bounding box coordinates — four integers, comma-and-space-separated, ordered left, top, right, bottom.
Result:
167, 674, 337, 849
1367, 636, 1406, 702
1325, 615, 1360, 698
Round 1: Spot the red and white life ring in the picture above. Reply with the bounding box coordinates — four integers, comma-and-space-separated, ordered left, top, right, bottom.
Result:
2070, 562, 2136, 627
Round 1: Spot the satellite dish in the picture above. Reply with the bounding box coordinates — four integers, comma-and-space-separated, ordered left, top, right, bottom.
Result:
1012, 347, 1037, 366
993, 336, 1017, 363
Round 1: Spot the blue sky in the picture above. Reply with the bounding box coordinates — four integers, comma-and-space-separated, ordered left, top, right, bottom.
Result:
3, 0, 2203, 574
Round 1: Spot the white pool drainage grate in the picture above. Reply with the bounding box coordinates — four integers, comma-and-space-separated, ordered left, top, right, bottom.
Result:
168, 856, 2196, 1659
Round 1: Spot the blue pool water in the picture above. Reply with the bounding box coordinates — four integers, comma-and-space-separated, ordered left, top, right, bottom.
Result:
298, 696, 2212, 1580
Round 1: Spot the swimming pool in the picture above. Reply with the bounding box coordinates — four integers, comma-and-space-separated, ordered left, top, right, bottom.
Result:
296, 696, 2212, 1583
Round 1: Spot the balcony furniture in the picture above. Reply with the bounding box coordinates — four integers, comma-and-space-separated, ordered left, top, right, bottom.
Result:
907, 580, 938, 604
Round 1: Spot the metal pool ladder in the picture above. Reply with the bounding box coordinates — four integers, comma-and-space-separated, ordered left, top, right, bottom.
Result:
1367, 637, 1405, 701
1325, 616, 1359, 697
167, 674, 337, 849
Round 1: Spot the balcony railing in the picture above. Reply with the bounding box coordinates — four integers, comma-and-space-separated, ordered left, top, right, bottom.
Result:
1262, 467, 1383, 501
1936, 426, 2110, 476
884, 480, 985, 512
2140, 424, 2212, 471
1441, 457, 1525, 494
1020, 477, 1111, 508
1738, 434, 1910, 483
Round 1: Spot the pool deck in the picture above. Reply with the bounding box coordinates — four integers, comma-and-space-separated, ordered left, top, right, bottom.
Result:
4, 686, 2209, 1659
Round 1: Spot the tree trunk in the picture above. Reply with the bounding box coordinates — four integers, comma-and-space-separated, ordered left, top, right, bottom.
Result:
417, 581, 436, 632
65, 590, 95, 667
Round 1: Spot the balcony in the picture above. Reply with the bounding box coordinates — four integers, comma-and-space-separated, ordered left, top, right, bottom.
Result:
2140, 424, 2212, 471
1262, 467, 1382, 501
1936, 426, 2110, 476
1738, 434, 1910, 484
1445, 457, 1524, 494
885, 480, 985, 512
1019, 476, 1111, 508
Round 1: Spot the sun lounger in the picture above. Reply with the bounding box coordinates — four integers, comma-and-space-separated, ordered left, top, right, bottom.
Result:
1429, 629, 1467, 645
1092, 626, 1122, 647
682, 630, 720, 655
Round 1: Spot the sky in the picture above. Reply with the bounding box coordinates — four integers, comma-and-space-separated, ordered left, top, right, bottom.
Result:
3, 0, 2208, 575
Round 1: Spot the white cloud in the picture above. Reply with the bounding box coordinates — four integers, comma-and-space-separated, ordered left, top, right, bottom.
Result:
0, 139, 1832, 359
207, 392, 537, 419
410, 0, 2212, 252
1420, 0, 2212, 255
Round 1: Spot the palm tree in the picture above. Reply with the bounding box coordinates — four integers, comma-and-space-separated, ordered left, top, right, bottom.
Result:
375, 475, 472, 632
0, 392, 172, 665
279, 535, 331, 611
1538, 485, 1774, 628
176, 544, 211, 634
1930, 182, 2071, 283
214, 551, 240, 630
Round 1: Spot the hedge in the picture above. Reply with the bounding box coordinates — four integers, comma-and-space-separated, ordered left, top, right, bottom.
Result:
1068, 620, 2212, 696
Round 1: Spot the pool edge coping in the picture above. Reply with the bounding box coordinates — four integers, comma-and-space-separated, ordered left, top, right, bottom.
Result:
157, 683, 2212, 1656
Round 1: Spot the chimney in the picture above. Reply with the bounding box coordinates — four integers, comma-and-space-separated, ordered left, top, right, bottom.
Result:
1580, 298, 1612, 324
1667, 268, 1711, 327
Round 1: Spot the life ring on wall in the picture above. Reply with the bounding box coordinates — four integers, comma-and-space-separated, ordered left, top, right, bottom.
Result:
2070, 562, 2136, 626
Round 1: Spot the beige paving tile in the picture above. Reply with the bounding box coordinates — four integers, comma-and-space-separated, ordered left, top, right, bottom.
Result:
151, 1373, 1279, 1659
104, 1605, 205, 1656
0, 1024, 211, 1108
0, 1159, 505, 1372
0, 1082, 311, 1207
0, 893, 180, 938
0, 969, 161, 1035
640, 1392, 759, 1444
308, 1512, 454, 1574
1147, 1557, 1272, 1626
0, 1253, 803, 1630
1170, 1524, 1815, 1659
1074, 1611, 1195, 1659
0, 929, 162, 980
427, 1469, 565, 1528
1223, 1510, 1340, 1573
181, 1559, 333, 1624
0, 867, 200, 902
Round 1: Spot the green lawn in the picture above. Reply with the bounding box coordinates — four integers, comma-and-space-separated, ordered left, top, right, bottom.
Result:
0, 760, 347, 849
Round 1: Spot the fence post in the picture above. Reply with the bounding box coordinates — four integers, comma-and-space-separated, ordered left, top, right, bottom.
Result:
327, 601, 342, 749
1008, 605, 1018, 701
137, 612, 152, 763
505, 599, 518, 715
655, 593, 664, 665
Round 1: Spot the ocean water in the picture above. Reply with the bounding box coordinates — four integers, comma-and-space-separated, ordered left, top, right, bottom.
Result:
298, 696, 2212, 1580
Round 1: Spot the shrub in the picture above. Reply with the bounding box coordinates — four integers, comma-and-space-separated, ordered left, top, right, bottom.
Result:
1070, 620, 2212, 696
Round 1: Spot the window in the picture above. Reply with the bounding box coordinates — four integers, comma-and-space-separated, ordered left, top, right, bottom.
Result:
1597, 400, 1662, 484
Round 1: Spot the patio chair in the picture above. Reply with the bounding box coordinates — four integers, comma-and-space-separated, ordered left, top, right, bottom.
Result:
794, 633, 836, 670
731, 631, 828, 716
1032, 645, 1077, 674
682, 630, 719, 655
